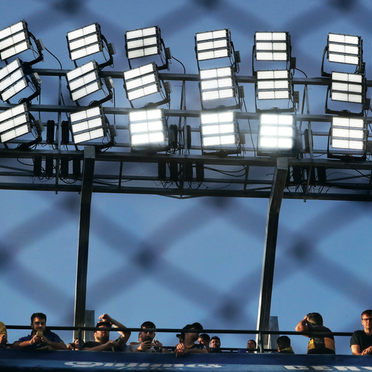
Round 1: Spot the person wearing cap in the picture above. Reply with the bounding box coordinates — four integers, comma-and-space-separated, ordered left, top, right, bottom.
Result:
125, 321, 168, 353
0, 322, 8, 348
82, 313, 130, 352
12, 312, 67, 350
174, 323, 208, 356
295, 312, 335, 354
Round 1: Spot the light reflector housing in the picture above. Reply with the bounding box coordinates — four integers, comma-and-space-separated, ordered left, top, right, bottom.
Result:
200, 111, 238, 147
259, 114, 294, 152
331, 72, 364, 104
128, 108, 166, 147
0, 21, 30, 61
328, 33, 361, 66
331, 116, 365, 151
0, 58, 28, 101
123, 63, 160, 101
256, 70, 290, 100
200, 66, 235, 101
66, 60, 102, 101
0, 103, 31, 142
126, 26, 161, 60
67, 23, 103, 61
255, 32, 289, 61
195, 29, 231, 61
70, 106, 106, 144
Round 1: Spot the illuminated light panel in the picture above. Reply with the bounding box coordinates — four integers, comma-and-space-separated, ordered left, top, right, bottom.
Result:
255, 32, 289, 61
257, 70, 290, 100
331, 116, 365, 151
0, 58, 28, 101
67, 23, 102, 61
200, 67, 235, 101
126, 26, 161, 59
259, 114, 294, 150
331, 72, 363, 104
128, 109, 166, 146
0, 21, 30, 60
66, 60, 102, 101
70, 106, 105, 144
195, 29, 231, 61
200, 111, 237, 147
0, 103, 31, 142
123, 63, 160, 101
328, 33, 361, 66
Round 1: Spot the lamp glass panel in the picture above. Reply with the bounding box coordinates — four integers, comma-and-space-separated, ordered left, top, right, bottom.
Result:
259, 114, 294, 150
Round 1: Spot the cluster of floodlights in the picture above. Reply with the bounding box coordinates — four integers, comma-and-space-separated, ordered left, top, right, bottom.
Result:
0, 20, 369, 160
0, 21, 44, 145
321, 33, 368, 158
195, 29, 242, 154
252, 31, 297, 156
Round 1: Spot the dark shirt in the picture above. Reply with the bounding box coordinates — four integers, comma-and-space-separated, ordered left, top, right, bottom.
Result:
17, 331, 64, 350
210, 347, 222, 353
82, 338, 124, 352
307, 324, 335, 354
350, 330, 372, 353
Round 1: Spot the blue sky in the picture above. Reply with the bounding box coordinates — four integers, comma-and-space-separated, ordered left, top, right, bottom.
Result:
0, 0, 372, 355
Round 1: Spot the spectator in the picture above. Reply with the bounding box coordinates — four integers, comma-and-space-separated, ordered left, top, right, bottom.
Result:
295, 312, 335, 354
247, 339, 257, 353
198, 333, 210, 352
174, 322, 208, 356
82, 313, 130, 352
12, 312, 67, 350
350, 309, 372, 355
0, 322, 8, 348
277, 336, 295, 354
125, 321, 168, 353
210, 336, 221, 353
67, 338, 82, 350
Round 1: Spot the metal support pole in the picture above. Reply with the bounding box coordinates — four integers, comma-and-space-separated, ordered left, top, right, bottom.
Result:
73, 147, 95, 340
257, 158, 288, 348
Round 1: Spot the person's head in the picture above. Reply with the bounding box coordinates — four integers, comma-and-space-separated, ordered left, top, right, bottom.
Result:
198, 333, 210, 345
139, 321, 156, 343
94, 320, 111, 344
210, 336, 221, 349
307, 312, 323, 326
181, 322, 203, 343
276, 336, 291, 352
361, 310, 372, 333
30, 313, 47, 333
0, 322, 7, 344
247, 339, 256, 353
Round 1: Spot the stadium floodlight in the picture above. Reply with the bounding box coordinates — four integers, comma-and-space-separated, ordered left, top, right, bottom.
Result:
200, 111, 239, 152
128, 108, 167, 148
258, 114, 295, 154
70, 106, 106, 144
256, 70, 291, 100
66, 60, 102, 101
0, 58, 41, 103
200, 66, 235, 101
0, 21, 30, 61
195, 29, 231, 62
0, 58, 28, 101
123, 62, 160, 101
255, 32, 290, 61
328, 33, 362, 66
331, 72, 364, 104
331, 116, 365, 151
126, 26, 161, 60
0, 103, 31, 142
67, 23, 103, 62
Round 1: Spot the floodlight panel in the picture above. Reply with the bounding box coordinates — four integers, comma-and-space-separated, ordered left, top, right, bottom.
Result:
196, 29, 231, 61
74, 128, 105, 144
70, 106, 101, 124
331, 117, 365, 150
0, 21, 30, 60
126, 26, 161, 59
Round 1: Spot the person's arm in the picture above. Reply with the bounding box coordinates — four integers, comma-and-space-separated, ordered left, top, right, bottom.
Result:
83, 340, 119, 352
362, 345, 372, 355
295, 315, 309, 334
42, 334, 67, 350
12, 335, 38, 348
98, 314, 131, 345
351, 344, 362, 355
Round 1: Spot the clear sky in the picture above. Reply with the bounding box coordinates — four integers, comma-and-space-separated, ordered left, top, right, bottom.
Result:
0, 0, 372, 356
